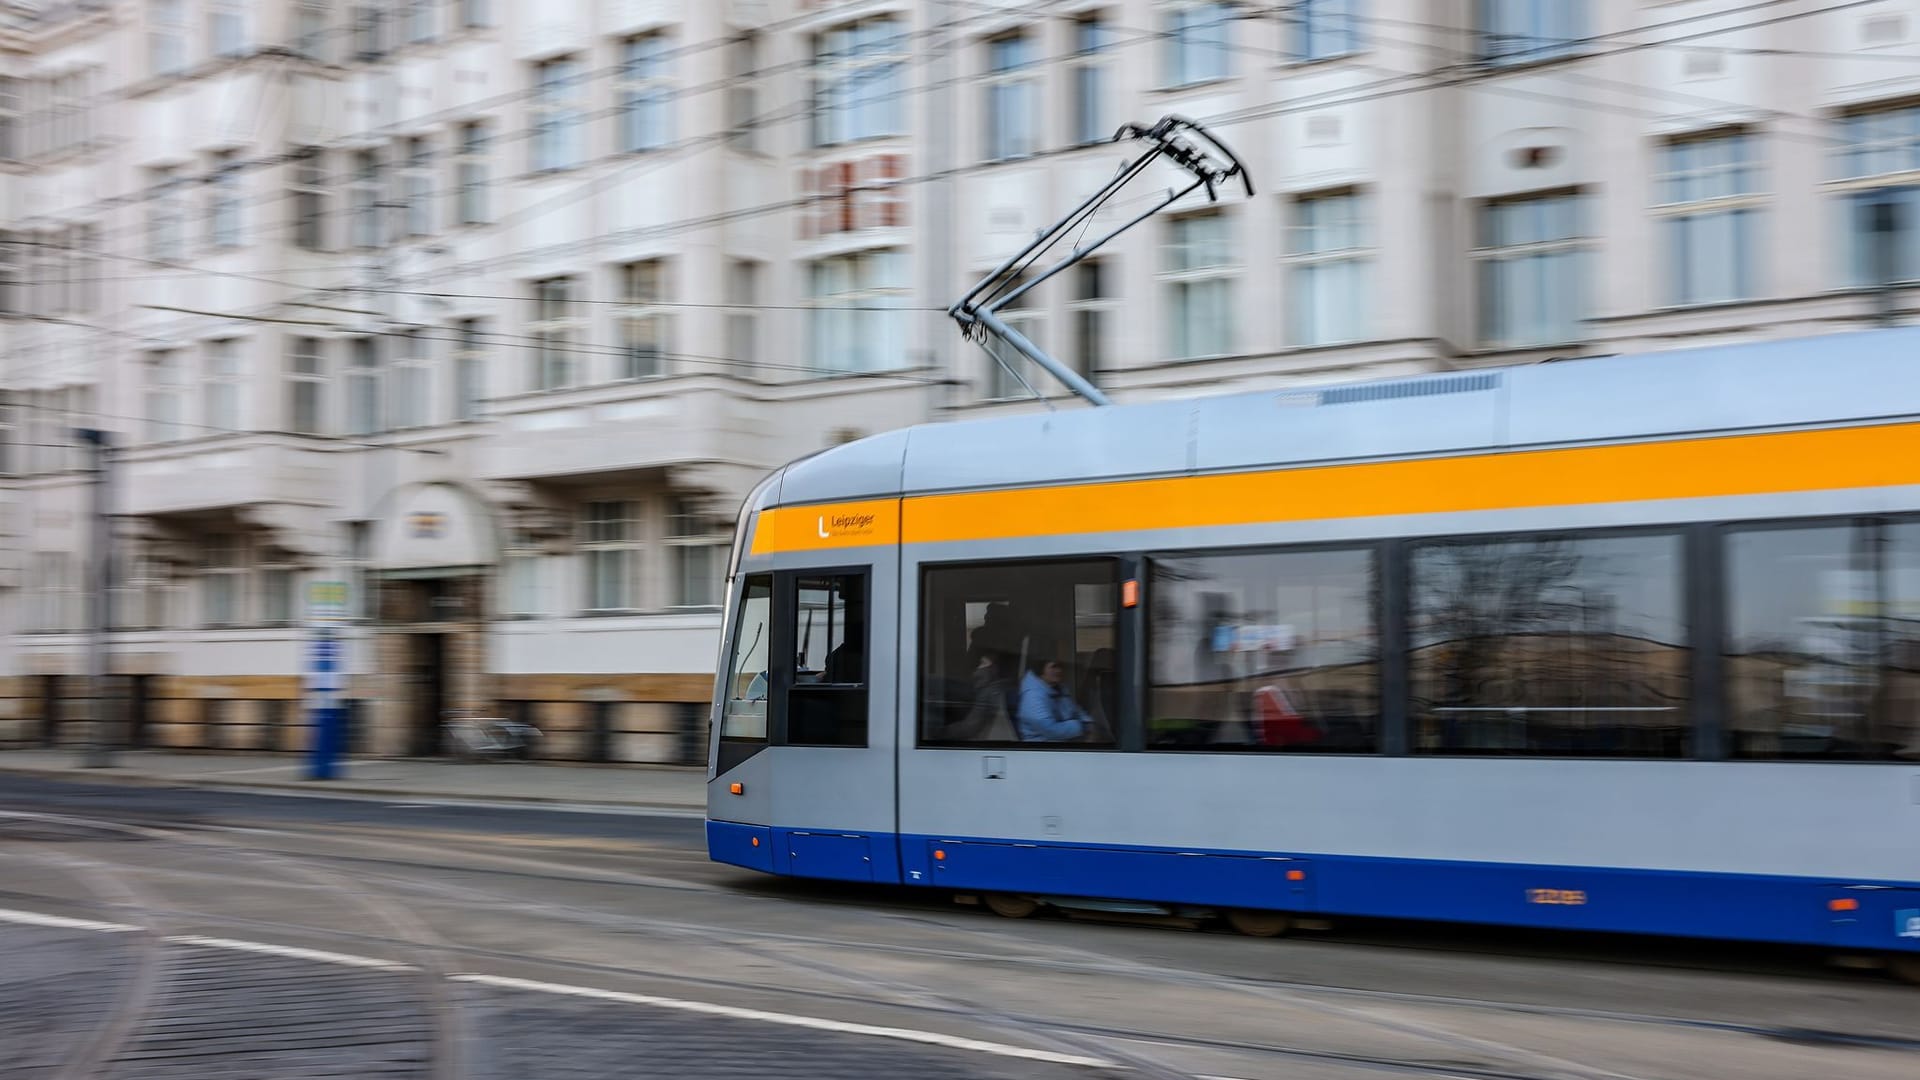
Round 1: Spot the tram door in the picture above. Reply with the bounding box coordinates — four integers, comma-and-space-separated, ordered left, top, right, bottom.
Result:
711, 564, 898, 884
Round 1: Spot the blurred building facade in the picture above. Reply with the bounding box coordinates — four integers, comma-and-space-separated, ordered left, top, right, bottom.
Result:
1, 0, 1917, 760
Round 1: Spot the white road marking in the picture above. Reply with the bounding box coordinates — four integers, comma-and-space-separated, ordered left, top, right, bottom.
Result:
0, 907, 141, 934
1, 904, 1166, 1071
163, 934, 417, 972
447, 972, 1115, 1069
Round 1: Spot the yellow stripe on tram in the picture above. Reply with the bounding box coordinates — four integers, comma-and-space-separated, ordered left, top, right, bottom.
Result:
751, 420, 1920, 555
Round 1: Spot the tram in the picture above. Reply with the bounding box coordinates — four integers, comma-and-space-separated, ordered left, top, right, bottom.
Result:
705, 325, 1920, 981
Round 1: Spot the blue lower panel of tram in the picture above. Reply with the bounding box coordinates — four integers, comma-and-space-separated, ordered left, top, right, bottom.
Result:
710, 822, 1920, 951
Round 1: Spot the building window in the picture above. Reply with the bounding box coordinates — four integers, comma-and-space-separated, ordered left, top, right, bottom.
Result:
201, 536, 247, 629
347, 336, 380, 435
726, 260, 761, 368
1410, 532, 1689, 757
1163, 212, 1235, 359
353, 3, 387, 62
73, 225, 98, 314
1833, 103, 1920, 286
454, 318, 486, 421
389, 328, 431, 429
149, 167, 185, 261
33, 552, 79, 633
1725, 521, 1920, 762
1071, 14, 1112, 146
1296, 0, 1361, 62
350, 149, 383, 249
454, 121, 488, 225
1475, 190, 1586, 348
202, 339, 243, 434
1288, 189, 1370, 347
501, 529, 544, 617
531, 277, 578, 390
0, 392, 13, 476
259, 564, 296, 626
294, 2, 329, 61
1479, 0, 1583, 66
207, 150, 242, 248
666, 499, 726, 608
985, 280, 1044, 400
1148, 547, 1379, 751
405, 0, 434, 45
292, 149, 326, 250
461, 0, 491, 30
983, 32, 1037, 163
1167, 1, 1235, 88
727, 33, 759, 151
209, 0, 247, 58
1656, 131, 1762, 306
144, 350, 186, 443
150, 0, 189, 78
401, 137, 434, 237
1069, 259, 1114, 379
619, 260, 670, 380
918, 559, 1120, 746
288, 336, 326, 435
807, 250, 908, 373
532, 57, 585, 172
619, 33, 673, 153
0, 77, 18, 161
581, 501, 639, 613
811, 17, 906, 147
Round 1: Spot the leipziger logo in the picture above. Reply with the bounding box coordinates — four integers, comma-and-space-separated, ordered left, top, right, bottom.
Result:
817, 511, 878, 540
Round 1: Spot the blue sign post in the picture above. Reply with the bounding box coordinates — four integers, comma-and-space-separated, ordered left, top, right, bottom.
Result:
305, 582, 349, 781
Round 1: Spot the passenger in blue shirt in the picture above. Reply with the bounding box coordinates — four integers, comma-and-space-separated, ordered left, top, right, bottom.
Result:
1015, 659, 1093, 742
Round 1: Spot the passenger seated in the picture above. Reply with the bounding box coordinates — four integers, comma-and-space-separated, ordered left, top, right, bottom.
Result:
1015, 658, 1095, 742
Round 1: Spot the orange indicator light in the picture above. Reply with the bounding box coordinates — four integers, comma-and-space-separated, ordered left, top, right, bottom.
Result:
750, 837, 760, 848
934, 849, 946, 861
1287, 869, 1306, 881
729, 782, 743, 795
1830, 898, 1859, 912
1121, 580, 1140, 608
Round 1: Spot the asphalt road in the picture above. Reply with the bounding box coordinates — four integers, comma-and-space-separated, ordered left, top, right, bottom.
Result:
0, 774, 1914, 1080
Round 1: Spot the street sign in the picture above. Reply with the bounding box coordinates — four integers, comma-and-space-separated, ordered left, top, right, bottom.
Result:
308, 581, 349, 623
305, 618, 346, 781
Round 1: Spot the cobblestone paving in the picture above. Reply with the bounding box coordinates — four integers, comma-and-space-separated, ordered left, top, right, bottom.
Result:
99, 946, 433, 1080
0, 925, 136, 1080
463, 987, 1121, 1080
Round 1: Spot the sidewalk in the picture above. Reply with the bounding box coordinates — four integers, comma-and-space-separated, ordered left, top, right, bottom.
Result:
0, 749, 706, 813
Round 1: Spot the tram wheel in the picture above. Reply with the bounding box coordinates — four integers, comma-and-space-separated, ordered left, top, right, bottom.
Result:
1224, 909, 1292, 938
982, 893, 1041, 919
1889, 954, 1920, 987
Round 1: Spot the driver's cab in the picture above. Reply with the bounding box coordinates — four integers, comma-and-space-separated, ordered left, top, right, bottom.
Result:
705, 464, 901, 884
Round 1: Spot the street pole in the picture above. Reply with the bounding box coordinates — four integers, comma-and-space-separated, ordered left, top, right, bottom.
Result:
76, 428, 113, 768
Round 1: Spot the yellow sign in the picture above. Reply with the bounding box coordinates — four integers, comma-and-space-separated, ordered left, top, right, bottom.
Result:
1526, 889, 1588, 906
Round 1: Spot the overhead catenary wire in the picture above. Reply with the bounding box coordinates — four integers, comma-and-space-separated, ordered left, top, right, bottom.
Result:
1, 0, 1903, 387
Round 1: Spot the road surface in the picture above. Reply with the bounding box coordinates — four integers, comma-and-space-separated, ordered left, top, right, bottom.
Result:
1, 774, 1914, 1080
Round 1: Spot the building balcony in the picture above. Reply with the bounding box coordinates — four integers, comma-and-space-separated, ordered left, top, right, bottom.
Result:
476, 376, 771, 507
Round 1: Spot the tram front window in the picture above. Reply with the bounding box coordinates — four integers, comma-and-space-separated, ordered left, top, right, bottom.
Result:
718, 574, 772, 772
920, 559, 1118, 746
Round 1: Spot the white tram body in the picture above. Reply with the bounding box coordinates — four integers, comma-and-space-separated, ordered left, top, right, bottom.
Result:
706, 327, 1920, 960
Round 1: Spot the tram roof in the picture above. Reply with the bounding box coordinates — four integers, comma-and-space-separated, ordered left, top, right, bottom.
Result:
769, 326, 1920, 509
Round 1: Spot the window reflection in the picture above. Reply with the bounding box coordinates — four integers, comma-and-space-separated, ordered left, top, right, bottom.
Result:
1727, 523, 1920, 760
1147, 549, 1378, 751
921, 560, 1117, 746
1411, 534, 1688, 756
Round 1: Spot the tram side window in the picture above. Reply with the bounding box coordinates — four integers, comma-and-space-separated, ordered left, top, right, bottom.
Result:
717, 574, 772, 772
920, 559, 1118, 747
1147, 548, 1379, 752
1726, 522, 1920, 761
1409, 532, 1689, 757
786, 573, 869, 747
